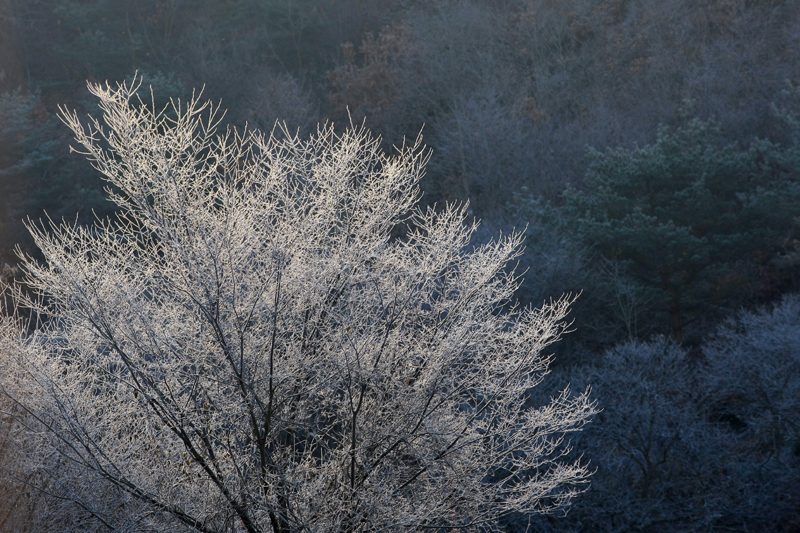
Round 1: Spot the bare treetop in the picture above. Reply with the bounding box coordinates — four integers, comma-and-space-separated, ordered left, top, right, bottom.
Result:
0, 78, 595, 532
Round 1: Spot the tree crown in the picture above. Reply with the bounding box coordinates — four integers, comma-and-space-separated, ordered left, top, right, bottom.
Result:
0, 78, 595, 532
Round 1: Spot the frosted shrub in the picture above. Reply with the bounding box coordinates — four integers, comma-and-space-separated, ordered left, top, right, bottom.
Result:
703, 295, 800, 463
695, 295, 800, 530
561, 339, 716, 532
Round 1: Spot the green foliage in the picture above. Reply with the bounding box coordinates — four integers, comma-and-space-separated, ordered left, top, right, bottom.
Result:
566, 119, 800, 341
508, 190, 664, 352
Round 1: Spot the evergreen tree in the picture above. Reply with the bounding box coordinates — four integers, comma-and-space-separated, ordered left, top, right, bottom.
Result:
568, 119, 800, 342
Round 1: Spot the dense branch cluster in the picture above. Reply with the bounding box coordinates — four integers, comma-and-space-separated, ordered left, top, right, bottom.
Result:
0, 79, 594, 532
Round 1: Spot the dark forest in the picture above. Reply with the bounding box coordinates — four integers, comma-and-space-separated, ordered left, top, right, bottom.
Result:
1, 1, 799, 531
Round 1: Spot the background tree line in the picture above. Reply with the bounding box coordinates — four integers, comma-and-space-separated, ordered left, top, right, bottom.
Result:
1, 0, 799, 531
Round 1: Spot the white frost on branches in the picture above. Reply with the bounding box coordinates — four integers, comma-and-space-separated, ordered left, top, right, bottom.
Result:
0, 78, 595, 532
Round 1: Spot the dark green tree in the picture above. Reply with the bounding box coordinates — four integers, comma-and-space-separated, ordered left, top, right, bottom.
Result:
567, 119, 800, 342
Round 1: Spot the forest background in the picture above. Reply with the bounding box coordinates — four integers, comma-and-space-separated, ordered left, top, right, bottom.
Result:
1, 0, 799, 531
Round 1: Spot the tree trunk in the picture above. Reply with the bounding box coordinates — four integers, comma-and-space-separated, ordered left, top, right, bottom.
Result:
669, 297, 684, 344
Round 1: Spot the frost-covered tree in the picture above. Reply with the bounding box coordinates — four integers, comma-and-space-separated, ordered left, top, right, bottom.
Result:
0, 79, 595, 532
703, 294, 800, 467
551, 339, 719, 532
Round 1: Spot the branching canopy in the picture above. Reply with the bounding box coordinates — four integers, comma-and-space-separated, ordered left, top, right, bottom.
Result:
0, 78, 595, 532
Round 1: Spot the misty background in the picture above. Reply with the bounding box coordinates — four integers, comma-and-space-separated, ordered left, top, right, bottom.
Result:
1, 1, 799, 531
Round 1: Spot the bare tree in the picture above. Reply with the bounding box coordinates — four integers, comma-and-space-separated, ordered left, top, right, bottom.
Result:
0, 78, 595, 532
